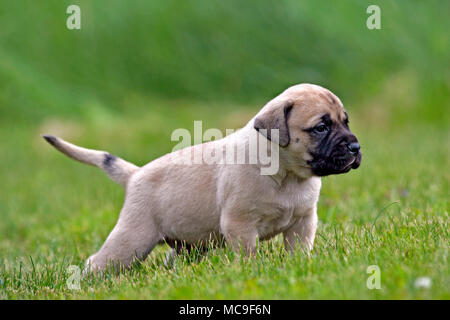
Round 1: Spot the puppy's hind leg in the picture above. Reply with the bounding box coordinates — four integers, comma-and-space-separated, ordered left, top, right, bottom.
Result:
84, 203, 161, 273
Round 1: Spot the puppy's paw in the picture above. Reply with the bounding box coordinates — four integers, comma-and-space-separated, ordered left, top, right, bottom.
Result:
82, 255, 104, 276
163, 249, 176, 268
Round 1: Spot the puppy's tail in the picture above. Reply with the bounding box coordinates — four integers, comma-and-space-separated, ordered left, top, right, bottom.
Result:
42, 135, 139, 188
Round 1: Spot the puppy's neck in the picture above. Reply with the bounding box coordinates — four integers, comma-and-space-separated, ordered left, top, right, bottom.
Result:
237, 124, 313, 185
278, 147, 313, 178
269, 154, 313, 186
269, 169, 315, 188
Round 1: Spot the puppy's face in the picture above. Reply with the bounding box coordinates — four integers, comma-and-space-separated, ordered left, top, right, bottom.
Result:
254, 84, 362, 177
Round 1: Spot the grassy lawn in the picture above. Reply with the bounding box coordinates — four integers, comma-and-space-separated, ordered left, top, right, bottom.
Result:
0, 0, 448, 300
0, 100, 448, 299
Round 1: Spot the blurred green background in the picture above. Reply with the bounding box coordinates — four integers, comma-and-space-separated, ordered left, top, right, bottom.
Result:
0, 1, 448, 299
0, 0, 447, 125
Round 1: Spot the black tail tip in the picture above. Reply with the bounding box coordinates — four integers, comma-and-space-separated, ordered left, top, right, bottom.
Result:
42, 134, 57, 146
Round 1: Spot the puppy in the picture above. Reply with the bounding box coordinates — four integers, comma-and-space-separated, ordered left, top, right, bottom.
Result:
43, 84, 361, 272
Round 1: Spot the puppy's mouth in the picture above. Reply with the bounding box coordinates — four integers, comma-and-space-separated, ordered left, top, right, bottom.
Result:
333, 155, 356, 173
309, 151, 362, 176
351, 151, 362, 169
340, 158, 355, 172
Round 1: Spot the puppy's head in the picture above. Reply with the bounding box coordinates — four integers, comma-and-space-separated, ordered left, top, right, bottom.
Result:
254, 84, 362, 177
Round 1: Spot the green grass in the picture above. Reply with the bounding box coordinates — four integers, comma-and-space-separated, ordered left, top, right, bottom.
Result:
0, 0, 448, 300
0, 1, 448, 125
0, 100, 448, 299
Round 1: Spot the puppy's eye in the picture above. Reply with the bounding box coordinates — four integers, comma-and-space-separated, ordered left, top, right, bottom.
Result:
314, 124, 328, 133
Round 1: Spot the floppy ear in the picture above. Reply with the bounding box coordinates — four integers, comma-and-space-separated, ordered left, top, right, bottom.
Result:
254, 100, 293, 147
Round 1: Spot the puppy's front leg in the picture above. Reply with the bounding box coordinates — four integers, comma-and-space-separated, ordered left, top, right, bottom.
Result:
283, 208, 318, 253
220, 212, 257, 255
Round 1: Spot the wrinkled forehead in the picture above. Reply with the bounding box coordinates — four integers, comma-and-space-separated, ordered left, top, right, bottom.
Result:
284, 84, 347, 126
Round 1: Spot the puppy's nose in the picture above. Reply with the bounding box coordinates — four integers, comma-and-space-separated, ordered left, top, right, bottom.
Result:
347, 142, 360, 154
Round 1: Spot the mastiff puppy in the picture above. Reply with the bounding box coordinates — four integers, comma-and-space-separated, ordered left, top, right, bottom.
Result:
43, 83, 361, 272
